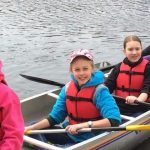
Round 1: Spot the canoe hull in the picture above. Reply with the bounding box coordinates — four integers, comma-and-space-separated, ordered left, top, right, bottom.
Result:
21, 89, 150, 150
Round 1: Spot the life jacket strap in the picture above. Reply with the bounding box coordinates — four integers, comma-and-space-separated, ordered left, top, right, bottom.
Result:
120, 70, 144, 75
66, 95, 92, 102
116, 86, 140, 92
68, 113, 102, 122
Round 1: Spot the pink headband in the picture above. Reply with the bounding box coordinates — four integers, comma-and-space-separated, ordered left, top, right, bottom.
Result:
70, 49, 93, 63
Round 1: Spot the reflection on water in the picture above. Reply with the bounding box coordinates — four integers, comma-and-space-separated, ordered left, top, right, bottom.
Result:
0, 1, 150, 148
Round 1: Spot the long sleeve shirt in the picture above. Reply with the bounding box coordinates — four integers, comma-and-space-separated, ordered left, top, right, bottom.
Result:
0, 83, 24, 150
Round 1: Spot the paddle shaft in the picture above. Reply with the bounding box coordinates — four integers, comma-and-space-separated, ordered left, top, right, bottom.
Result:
25, 127, 125, 134
25, 125, 150, 135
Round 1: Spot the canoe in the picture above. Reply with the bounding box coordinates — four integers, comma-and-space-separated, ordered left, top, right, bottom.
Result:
22, 88, 150, 150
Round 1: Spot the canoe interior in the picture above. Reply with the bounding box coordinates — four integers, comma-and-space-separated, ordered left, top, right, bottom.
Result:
22, 89, 61, 125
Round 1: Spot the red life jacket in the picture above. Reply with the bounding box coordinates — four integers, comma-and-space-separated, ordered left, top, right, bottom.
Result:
115, 59, 150, 102
66, 81, 102, 125
0, 109, 4, 140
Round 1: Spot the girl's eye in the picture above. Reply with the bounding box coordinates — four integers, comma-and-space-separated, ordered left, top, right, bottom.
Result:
128, 48, 132, 51
83, 68, 88, 71
128, 48, 134, 51
135, 48, 140, 51
74, 68, 80, 72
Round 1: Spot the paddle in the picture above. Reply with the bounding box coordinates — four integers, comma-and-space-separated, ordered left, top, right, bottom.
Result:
20, 74, 65, 88
25, 125, 150, 135
113, 95, 150, 109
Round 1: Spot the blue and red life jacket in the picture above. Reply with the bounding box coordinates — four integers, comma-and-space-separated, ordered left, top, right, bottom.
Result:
115, 59, 150, 102
66, 81, 102, 125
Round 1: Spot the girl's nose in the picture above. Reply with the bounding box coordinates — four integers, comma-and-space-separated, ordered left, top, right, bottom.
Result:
79, 70, 84, 75
132, 49, 137, 54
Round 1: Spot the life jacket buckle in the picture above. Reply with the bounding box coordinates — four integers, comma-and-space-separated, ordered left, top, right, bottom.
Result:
129, 70, 134, 74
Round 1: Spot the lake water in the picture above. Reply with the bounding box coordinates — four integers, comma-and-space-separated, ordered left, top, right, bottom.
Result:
0, 0, 150, 149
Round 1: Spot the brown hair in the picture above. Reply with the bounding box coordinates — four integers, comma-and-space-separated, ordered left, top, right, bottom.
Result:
123, 35, 142, 49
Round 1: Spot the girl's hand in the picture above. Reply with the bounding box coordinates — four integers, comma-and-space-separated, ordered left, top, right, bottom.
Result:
65, 124, 83, 134
125, 96, 137, 105
24, 125, 34, 134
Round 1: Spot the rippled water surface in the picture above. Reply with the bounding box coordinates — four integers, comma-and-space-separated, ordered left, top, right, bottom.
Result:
1, 0, 150, 98
0, 0, 150, 149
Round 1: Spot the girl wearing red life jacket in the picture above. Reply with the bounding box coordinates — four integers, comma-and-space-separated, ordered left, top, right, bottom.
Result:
25, 49, 121, 148
105, 35, 150, 115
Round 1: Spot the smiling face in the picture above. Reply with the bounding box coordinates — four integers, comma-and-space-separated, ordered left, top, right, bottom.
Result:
123, 41, 142, 62
70, 56, 94, 86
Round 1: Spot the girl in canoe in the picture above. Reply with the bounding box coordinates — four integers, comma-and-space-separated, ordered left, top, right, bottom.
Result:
0, 60, 24, 150
25, 49, 121, 149
105, 35, 150, 116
